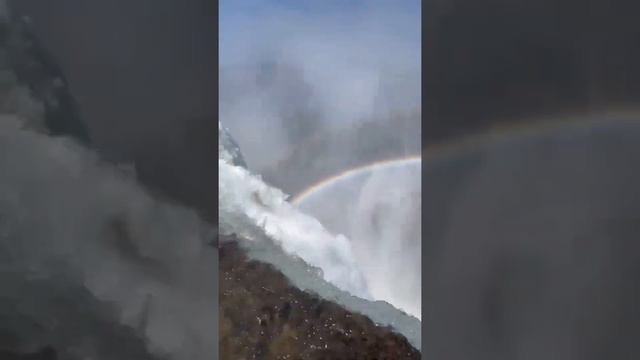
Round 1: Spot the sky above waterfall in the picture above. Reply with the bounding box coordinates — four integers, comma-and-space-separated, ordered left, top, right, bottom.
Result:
219, 0, 421, 66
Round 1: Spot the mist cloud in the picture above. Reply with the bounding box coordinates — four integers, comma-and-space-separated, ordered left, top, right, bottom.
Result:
0, 120, 217, 359
423, 121, 640, 360
220, 0, 420, 174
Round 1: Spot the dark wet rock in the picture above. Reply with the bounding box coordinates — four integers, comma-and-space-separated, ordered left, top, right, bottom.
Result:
219, 122, 247, 168
3, 15, 90, 144
220, 234, 420, 360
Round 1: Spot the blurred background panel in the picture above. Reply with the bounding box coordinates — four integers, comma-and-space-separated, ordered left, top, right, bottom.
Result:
10, 0, 218, 222
424, 0, 640, 145
423, 1, 640, 359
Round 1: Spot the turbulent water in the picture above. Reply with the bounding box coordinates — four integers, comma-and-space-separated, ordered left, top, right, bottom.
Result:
297, 161, 422, 319
218, 122, 421, 349
219, 122, 370, 299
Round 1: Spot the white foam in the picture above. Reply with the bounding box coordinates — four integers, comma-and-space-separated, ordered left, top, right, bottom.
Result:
298, 161, 422, 319
219, 137, 370, 299
218, 127, 421, 349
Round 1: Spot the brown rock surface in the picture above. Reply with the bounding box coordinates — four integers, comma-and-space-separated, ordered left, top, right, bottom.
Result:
219, 235, 420, 360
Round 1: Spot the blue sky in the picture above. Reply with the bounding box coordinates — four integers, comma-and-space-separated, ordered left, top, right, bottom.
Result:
220, 0, 420, 20
219, 0, 421, 66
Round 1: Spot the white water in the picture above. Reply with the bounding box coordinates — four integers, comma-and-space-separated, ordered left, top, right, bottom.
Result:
297, 161, 422, 319
218, 128, 370, 299
218, 123, 421, 349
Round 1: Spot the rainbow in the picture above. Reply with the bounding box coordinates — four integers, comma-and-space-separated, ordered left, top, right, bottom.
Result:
291, 155, 422, 205
421, 109, 640, 162
292, 110, 640, 206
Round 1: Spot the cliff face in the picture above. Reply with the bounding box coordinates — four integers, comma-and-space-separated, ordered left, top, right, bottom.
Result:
6, 17, 90, 145
219, 235, 420, 360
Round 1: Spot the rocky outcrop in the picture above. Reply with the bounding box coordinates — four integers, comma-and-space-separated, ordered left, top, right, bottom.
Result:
220, 234, 421, 360
0, 15, 90, 144
219, 121, 247, 168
